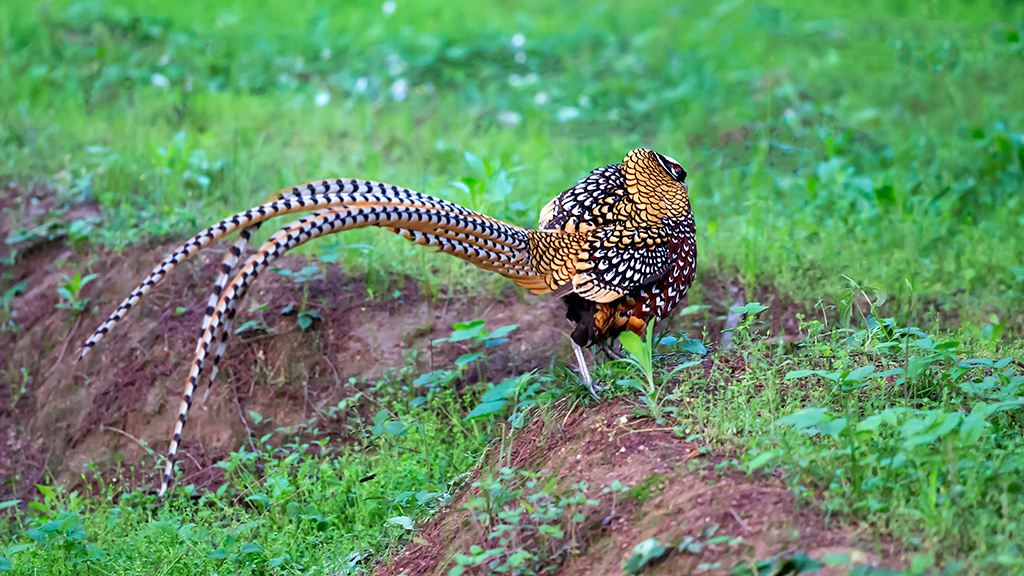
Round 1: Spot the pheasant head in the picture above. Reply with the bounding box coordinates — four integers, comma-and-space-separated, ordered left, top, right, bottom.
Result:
618, 148, 691, 224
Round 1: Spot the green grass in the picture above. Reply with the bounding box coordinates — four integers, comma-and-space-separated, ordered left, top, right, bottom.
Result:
665, 307, 1024, 573
2, 0, 1024, 574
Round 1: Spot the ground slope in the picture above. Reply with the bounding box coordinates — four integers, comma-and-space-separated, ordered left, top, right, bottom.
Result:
381, 401, 898, 575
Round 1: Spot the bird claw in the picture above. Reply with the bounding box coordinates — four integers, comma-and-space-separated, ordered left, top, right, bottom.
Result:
583, 378, 608, 400
600, 342, 626, 360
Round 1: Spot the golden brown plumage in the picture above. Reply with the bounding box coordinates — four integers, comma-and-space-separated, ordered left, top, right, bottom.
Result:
78, 147, 696, 496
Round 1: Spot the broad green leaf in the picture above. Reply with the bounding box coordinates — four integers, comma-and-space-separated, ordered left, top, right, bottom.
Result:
538, 524, 563, 539
785, 369, 827, 380
846, 364, 876, 382
246, 493, 270, 508
507, 549, 534, 567
856, 414, 885, 434
454, 352, 483, 367
820, 417, 848, 439
678, 304, 706, 316
618, 330, 646, 361
746, 451, 776, 472
902, 411, 962, 449
730, 302, 768, 316
465, 400, 507, 420
624, 538, 668, 574
486, 324, 518, 339
240, 542, 264, 555
776, 407, 831, 430
481, 378, 520, 403
959, 408, 991, 444
680, 337, 708, 355
387, 516, 414, 530
451, 319, 485, 330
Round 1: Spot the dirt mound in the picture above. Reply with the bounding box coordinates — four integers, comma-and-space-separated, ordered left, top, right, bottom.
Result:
380, 401, 900, 575
0, 231, 564, 499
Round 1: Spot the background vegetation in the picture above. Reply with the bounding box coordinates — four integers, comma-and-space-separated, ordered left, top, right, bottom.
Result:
1, 0, 1021, 574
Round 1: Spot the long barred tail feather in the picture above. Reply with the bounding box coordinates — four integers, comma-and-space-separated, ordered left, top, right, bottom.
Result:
203, 186, 331, 392
77, 179, 488, 361
202, 207, 540, 396
156, 201, 548, 495
203, 228, 258, 391
206, 210, 335, 397
161, 210, 344, 495
202, 188, 312, 391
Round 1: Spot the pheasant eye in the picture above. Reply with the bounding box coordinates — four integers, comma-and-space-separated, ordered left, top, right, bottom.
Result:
657, 154, 687, 183
669, 161, 686, 182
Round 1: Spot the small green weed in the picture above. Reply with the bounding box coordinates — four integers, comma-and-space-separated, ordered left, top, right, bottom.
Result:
1, 280, 27, 333
624, 537, 669, 574
55, 272, 98, 315
625, 473, 665, 505
433, 319, 519, 365
617, 321, 700, 423
273, 264, 325, 331
450, 467, 598, 575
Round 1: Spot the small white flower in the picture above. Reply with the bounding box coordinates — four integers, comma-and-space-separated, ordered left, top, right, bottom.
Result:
514, 51, 527, 64
320, 47, 332, 60
497, 110, 522, 127
557, 106, 580, 122
353, 77, 369, 93
381, 0, 397, 16
511, 33, 526, 48
158, 53, 170, 66
533, 91, 549, 105
315, 90, 331, 107
390, 78, 409, 101
386, 53, 406, 76
150, 73, 170, 88
508, 73, 540, 88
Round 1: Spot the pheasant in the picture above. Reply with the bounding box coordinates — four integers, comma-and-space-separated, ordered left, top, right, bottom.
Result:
78, 147, 696, 496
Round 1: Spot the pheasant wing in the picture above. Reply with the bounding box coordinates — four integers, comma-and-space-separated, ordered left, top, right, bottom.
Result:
538, 164, 626, 231
570, 227, 673, 303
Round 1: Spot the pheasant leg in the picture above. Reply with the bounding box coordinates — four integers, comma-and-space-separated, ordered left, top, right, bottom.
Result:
600, 341, 626, 360
572, 340, 606, 399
